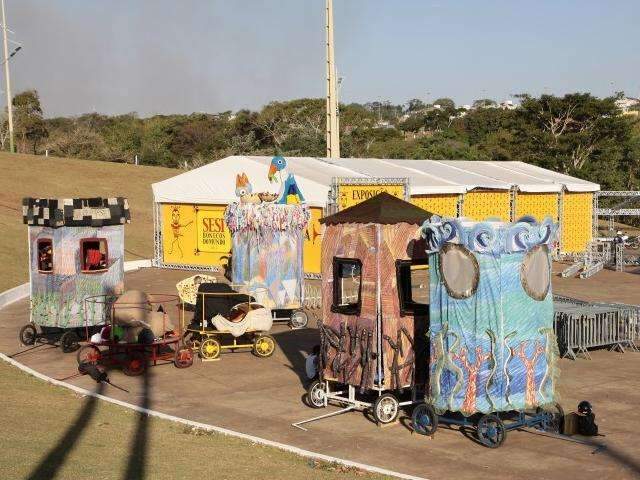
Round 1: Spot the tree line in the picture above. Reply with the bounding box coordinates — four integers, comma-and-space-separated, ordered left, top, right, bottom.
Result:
7, 89, 640, 191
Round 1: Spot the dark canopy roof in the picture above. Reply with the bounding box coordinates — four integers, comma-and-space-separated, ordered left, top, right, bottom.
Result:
320, 192, 433, 226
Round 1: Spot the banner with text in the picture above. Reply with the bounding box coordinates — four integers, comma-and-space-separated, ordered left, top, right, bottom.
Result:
335, 178, 409, 211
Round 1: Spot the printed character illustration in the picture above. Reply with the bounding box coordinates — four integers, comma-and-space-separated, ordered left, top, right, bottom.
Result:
169, 206, 193, 257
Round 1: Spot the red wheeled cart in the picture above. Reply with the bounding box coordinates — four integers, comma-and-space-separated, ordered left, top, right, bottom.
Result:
77, 293, 193, 375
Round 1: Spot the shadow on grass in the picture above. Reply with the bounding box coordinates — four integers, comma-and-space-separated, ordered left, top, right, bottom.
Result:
26, 382, 106, 480
25, 360, 153, 480
123, 368, 151, 479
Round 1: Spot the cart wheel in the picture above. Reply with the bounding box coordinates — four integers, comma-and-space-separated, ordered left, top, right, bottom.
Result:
123, 351, 147, 376
200, 338, 221, 360
60, 331, 81, 353
76, 345, 101, 365
306, 379, 327, 408
412, 403, 438, 436
537, 403, 565, 434
253, 334, 276, 358
373, 393, 400, 424
477, 414, 506, 448
290, 310, 309, 329
19, 324, 37, 346
174, 348, 194, 368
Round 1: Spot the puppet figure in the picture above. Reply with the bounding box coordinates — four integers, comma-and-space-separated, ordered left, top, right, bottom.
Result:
235, 173, 261, 204
268, 156, 287, 183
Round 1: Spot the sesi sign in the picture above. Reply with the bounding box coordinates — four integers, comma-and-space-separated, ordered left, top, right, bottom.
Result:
196, 208, 231, 253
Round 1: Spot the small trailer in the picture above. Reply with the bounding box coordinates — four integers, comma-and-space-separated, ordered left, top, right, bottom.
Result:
412, 215, 564, 447
182, 282, 276, 361
298, 193, 432, 426
77, 292, 191, 374
19, 197, 129, 352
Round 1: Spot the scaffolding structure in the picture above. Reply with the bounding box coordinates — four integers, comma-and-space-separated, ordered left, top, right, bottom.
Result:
594, 190, 640, 234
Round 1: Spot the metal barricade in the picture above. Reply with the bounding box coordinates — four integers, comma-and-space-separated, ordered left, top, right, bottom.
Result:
554, 299, 639, 359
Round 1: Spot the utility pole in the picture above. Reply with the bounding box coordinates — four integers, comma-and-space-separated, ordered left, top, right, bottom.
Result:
1, 0, 14, 153
325, 0, 340, 159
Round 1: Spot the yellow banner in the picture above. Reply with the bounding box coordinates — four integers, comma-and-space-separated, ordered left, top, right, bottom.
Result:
303, 206, 324, 275
338, 184, 406, 210
161, 204, 231, 267
196, 207, 231, 253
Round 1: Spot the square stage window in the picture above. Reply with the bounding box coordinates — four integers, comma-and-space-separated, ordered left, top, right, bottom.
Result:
331, 257, 362, 315
396, 259, 429, 315
80, 238, 109, 273
37, 239, 53, 273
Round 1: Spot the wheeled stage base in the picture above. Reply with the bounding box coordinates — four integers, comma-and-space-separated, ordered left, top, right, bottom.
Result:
271, 308, 309, 329
411, 403, 565, 448
18, 323, 101, 354
293, 380, 422, 429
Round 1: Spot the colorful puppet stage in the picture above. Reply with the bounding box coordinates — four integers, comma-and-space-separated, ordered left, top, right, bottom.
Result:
318, 193, 432, 392
23, 197, 130, 328
224, 202, 310, 310
421, 216, 559, 415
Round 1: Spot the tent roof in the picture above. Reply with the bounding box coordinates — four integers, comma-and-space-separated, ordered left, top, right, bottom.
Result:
320, 192, 433, 226
152, 156, 600, 207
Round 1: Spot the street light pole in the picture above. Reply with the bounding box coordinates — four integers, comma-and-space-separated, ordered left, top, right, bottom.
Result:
1, 0, 14, 153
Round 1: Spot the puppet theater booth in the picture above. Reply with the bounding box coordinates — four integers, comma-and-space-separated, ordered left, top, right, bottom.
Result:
294, 193, 433, 428
224, 201, 310, 328
410, 216, 563, 447
19, 197, 130, 352
151, 156, 599, 277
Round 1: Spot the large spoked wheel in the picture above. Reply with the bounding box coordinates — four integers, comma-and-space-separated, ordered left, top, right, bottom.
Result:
477, 414, 506, 448
19, 324, 37, 346
290, 310, 309, 329
537, 403, 565, 434
76, 345, 101, 365
174, 347, 194, 369
412, 403, 438, 436
123, 351, 147, 377
60, 331, 81, 353
253, 334, 276, 358
200, 337, 221, 360
373, 393, 400, 425
306, 379, 327, 409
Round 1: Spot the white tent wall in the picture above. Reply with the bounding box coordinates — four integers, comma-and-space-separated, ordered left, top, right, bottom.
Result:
151, 156, 600, 272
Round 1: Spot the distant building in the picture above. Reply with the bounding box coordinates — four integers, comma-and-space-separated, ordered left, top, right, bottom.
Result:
403, 127, 433, 140
375, 120, 394, 129
615, 97, 640, 115
499, 100, 518, 110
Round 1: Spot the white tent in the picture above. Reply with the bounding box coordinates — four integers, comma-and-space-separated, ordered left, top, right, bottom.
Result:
152, 156, 599, 207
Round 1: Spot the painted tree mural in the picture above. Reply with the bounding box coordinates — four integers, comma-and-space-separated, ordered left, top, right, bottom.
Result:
513, 340, 545, 407
451, 346, 493, 414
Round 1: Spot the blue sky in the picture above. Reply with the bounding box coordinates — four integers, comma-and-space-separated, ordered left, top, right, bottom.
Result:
7, 0, 640, 116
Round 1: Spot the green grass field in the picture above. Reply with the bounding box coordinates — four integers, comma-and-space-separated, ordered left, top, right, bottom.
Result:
0, 361, 387, 480
0, 153, 388, 480
0, 152, 176, 292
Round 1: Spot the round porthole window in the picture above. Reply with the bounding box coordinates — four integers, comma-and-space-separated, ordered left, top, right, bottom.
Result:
520, 244, 551, 301
439, 243, 479, 299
